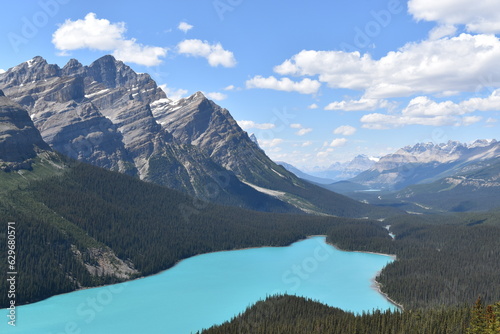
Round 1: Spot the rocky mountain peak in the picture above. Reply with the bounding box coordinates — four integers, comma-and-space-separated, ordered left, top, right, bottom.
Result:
62, 58, 84, 76
84, 55, 158, 91
0, 56, 61, 88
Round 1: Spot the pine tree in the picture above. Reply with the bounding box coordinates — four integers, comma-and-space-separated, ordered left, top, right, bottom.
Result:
467, 297, 486, 334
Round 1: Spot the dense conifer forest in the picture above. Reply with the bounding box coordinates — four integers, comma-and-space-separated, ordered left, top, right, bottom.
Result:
1, 158, 499, 333
201, 295, 500, 334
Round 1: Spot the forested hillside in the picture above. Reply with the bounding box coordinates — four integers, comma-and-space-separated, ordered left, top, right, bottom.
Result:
0, 157, 389, 307
1, 156, 499, 334
201, 295, 500, 334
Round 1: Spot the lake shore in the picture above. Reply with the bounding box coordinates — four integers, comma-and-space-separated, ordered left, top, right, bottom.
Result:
325, 239, 402, 311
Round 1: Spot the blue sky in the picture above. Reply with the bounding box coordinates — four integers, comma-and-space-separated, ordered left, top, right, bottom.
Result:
1, 0, 499, 169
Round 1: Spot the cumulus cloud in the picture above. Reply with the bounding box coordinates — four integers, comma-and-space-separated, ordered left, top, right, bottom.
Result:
246, 75, 321, 95
330, 138, 348, 147
178, 21, 193, 33
333, 125, 357, 136
302, 141, 313, 147
177, 39, 236, 67
0, 69, 5, 74
273, 34, 500, 98
52, 13, 167, 66
428, 24, 457, 40
237, 120, 276, 130
259, 138, 284, 148
296, 128, 312, 136
204, 92, 227, 101
224, 85, 235, 91
317, 148, 334, 158
360, 90, 500, 129
408, 0, 500, 34
289, 123, 312, 136
308, 103, 319, 109
325, 98, 391, 111
159, 84, 188, 101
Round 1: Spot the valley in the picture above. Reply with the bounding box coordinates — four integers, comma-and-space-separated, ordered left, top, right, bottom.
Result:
0, 53, 499, 334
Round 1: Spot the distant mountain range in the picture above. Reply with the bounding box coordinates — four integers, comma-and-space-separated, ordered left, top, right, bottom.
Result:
0, 55, 392, 218
299, 155, 378, 182
312, 140, 500, 212
350, 140, 499, 191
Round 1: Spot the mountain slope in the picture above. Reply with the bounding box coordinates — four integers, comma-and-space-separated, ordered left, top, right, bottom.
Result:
383, 157, 500, 212
0, 55, 394, 218
0, 152, 386, 307
0, 89, 51, 170
151, 91, 395, 217
0, 56, 297, 213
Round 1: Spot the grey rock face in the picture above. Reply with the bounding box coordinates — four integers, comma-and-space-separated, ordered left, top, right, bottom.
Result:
0, 56, 267, 200
0, 55, 377, 216
151, 92, 301, 189
0, 90, 51, 170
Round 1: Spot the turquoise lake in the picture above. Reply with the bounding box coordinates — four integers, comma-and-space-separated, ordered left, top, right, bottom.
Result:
1, 236, 397, 334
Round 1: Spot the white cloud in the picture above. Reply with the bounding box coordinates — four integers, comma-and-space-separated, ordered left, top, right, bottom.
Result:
325, 98, 391, 111
273, 34, 500, 98
52, 13, 167, 66
428, 24, 457, 40
246, 75, 321, 95
462, 116, 483, 126
0, 69, 5, 74
330, 138, 348, 147
334, 125, 357, 136
361, 90, 500, 129
296, 128, 312, 136
224, 85, 235, 91
486, 117, 498, 123
289, 123, 312, 135
204, 92, 227, 101
302, 141, 313, 147
408, 0, 500, 34
317, 148, 334, 158
237, 120, 276, 130
307, 103, 319, 109
177, 39, 236, 67
259, 138, 284, 148
159, 84, 188, 101
178, 21, 193, 33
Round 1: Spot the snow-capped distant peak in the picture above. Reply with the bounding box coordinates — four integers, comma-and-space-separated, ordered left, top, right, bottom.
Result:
469, 139, 497, 148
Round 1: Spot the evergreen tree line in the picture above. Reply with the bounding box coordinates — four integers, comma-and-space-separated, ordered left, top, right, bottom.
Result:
325, 213, 500, 309
1, 160, 499, 322
202, 295, 500, 334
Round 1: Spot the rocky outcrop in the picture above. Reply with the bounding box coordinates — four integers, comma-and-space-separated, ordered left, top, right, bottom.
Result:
0, 90, 51, 170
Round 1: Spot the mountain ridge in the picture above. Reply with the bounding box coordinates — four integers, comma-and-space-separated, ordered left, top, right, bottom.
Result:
0, 55, 392, 218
